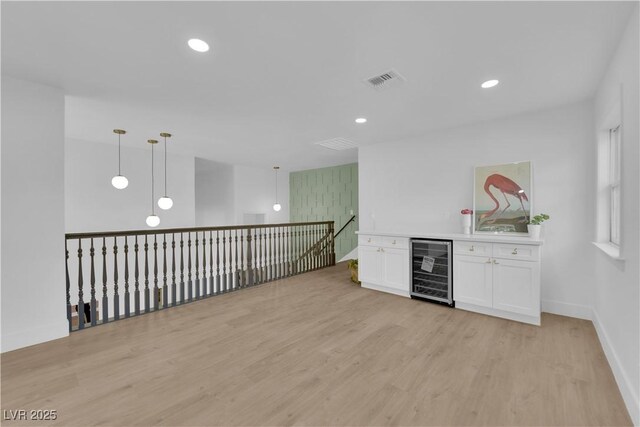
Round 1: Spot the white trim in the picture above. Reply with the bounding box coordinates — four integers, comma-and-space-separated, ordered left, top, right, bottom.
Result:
455, 301, 540, 326
541, 299, 592, 320
361, 282, 410, 298
592, 241, 624, 261
1, 320, 69, 353
592, 310, 640, 426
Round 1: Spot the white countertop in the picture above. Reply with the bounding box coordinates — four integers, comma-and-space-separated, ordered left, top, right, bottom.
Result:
356, 230, 543, 246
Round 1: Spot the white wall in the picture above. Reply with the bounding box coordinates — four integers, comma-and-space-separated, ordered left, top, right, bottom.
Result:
66, 140, 288, 232
360, 101, 595, 319
195, 158, 235, 226
65, 138, 196, 232
233, 165, 290, 225
193, 161, 290, 226
1, 76, 68, 352
593, 7, 639, 425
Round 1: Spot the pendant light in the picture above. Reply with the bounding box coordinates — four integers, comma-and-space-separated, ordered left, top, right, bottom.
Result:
111, 129, 129, 189
272, 166, 281, 212
157, 132, 173, 210
146, 139, 160, 227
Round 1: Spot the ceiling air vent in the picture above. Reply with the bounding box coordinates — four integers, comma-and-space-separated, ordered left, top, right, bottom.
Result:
364, 69, 406, 91
314, 137, 358, 151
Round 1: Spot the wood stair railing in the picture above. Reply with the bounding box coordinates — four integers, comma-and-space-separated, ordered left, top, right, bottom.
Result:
65, 221, 335, 332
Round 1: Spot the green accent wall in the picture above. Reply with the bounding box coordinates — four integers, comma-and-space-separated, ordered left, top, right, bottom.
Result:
290, 163, 358, 261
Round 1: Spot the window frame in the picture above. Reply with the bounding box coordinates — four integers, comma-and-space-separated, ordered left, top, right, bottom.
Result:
593, 99, 624, 261
608, 126, 621, 247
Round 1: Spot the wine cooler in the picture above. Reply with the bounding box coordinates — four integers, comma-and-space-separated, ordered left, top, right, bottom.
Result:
410, 239, 453, 306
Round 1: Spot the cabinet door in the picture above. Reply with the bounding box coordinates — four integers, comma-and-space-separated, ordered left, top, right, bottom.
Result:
493, 259, 540, 316
359, 245, 382, 284
492, 259, 540, 316
381, 248, 409, 291
453, 255, 493, 307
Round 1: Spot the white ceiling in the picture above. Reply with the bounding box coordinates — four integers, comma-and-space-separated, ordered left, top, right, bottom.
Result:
1, 1, 634, 171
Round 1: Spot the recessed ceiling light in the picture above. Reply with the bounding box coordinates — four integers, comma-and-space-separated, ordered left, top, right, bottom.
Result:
355, 118, 367, 124
481, 79, 499, 89
188, 38, 209, 53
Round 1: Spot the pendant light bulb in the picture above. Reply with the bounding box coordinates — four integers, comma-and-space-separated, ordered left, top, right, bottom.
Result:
112, 129, 128, 189
111, 175, 129, 189
146, 215, 160, 227
273, 203, 282, 212
158, 132, 173, 210
158, 196, 173, 210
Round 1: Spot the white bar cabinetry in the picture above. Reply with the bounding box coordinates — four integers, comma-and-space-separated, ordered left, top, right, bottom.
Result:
453, 241, 541, 325
357, 231, 542, 325
358, 235, 410, 297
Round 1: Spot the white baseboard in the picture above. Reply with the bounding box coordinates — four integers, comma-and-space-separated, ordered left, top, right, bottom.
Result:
456, 301, 540, 326
592, 309, 640, 426
1, 320, 69, 353
361, 282, 410, 298
541, 299, 592, 320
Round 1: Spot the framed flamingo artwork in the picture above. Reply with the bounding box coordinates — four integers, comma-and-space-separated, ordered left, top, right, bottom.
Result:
473, 161, 532, 234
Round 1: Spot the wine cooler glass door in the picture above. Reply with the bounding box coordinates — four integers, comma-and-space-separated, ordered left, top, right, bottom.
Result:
411, 239, 452, 305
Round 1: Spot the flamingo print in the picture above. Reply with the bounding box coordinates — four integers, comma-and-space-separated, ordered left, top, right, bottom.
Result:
479, 173, 529, 224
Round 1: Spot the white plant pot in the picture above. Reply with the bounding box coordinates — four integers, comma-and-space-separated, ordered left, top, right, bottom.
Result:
461, 214, 472, 235
528, 224, 542, 240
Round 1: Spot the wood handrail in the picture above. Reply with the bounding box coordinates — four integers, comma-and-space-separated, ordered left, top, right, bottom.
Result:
316, 215, 356, 256
66, 221, 334, 240
333, 215, 356, 240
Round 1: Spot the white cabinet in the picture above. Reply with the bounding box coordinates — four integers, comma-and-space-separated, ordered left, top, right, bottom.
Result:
359, 245, 381, 284
358, 235, 409, 297
382, 247, 409, 291
453, 255, 493, 308
453, 241, 541, 325
492, 259, 540, 317
356, 232, 542, 325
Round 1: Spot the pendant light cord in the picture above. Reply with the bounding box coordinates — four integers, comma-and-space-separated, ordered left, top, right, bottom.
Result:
151, 143, 155, 215
164, 136, 168, 196
275, 168, 278, 204
118, 133, 121, 175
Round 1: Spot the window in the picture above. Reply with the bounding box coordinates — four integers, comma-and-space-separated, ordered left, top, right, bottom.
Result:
608, 126, 621, 246
594, 97, 623, 260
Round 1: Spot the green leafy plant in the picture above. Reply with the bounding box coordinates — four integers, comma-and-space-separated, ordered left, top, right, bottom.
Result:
529, 213, 550, 225
347, 259, 358, 269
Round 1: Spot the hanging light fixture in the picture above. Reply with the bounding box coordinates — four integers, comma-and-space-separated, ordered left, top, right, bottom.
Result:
111, 129, 129, 189
157, 132, 173, 210
146, 139, 160, 227
272, 166, 281, 212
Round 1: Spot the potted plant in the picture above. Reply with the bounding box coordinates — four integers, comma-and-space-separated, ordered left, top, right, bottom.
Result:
528, 213, 550, 240
347, 259, 360, 285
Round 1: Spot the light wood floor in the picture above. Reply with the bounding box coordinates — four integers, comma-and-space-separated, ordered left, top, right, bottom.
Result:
1, 262, 631, 426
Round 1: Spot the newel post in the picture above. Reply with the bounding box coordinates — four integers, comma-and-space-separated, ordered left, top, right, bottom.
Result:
329, 221, 336, 266
246, 228, 253, 287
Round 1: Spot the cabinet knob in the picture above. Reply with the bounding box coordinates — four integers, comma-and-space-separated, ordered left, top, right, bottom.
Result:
380, 248, 385, 252
469, 245, 475, 252
367, 238, 371, 243
486, 258, 492, 263
493, 260, 499, 265
512, 248, 518, 255
392, 240, 396, 244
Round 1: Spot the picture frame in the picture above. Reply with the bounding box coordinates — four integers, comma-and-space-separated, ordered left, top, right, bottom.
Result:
473, 161, 532, 234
